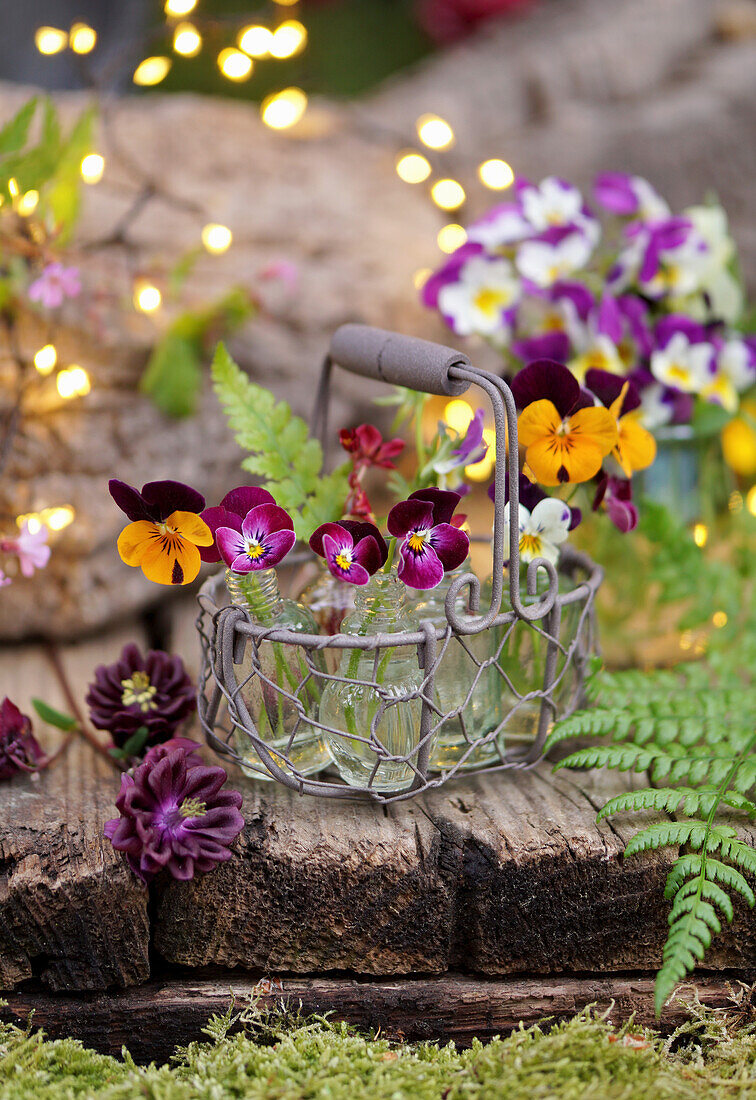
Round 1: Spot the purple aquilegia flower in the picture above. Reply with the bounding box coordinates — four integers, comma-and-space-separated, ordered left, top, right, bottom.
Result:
86, 643, 195, 751
143, 737, 205, 768
387, 488, 469, 590
0, 521, 50, 578
199, 486, 275, 565
28, 263, 81, 309
0, 698, 43, 780
104, 742, 244, 883
309, 520, 387, 586
216, 503, 296, 574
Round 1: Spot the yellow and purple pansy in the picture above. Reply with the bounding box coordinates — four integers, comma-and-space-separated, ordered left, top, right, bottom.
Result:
584, 368, 657, 479
215, 503, 296, 574
511, 360, 619, 486
387, 488, 469, 590
309, 520, 388, 586
110, 479, 213, 586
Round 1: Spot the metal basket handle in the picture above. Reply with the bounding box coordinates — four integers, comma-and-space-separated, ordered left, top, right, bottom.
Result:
330, 324, 472, 397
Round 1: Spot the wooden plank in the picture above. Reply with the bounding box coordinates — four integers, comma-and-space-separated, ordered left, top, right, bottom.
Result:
1, 971, 748, 1064
0, 629, 150, 992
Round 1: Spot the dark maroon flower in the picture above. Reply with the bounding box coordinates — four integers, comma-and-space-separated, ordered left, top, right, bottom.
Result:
109, 479, 205, 523
387, 488, 469, 590
199, 486, 275, 565
104, 742, 244, 883
86, 644, 195, 751
309, 520, 388, 586
339, 424, 405, 470
0, 698, 43, 780
415, 0, 534, 44
142, 737, 205, 769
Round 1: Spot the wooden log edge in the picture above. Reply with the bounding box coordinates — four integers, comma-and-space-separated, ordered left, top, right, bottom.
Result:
2, 971, 752, 1064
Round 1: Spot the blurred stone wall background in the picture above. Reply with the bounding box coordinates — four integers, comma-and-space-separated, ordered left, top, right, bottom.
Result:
1, 0, 754, 639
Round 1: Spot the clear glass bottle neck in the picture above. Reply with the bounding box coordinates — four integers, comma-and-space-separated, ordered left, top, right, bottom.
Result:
351, 571, 406, 625
226, 567, 283, 621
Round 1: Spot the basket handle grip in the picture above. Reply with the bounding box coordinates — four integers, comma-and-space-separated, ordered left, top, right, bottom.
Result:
328, 323, 471, 397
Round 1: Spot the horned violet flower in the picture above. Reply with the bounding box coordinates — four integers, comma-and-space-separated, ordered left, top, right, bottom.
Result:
199, 486, 276, 564
110, 478, 212, 586
215, 502, 296, 573
309, 520, 387, 586
104, 741, 244, 883
86, 643, 195, 751
0, 698, 43, 780
387, 488, 469, 590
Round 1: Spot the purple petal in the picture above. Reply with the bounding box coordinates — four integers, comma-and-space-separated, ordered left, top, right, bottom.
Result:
397, 541, 444, 590
220, 485, 275, 518
596, 295, 623, 344
607, 496, 639, 533
340, 520, 388, 565
241, 503, 294, 542
551, 281, 595, 322
568, 506, 582, 531
198, 506, 239, 564
585, 368, 640, 414
512, 331, 571, 364
387, 499, 435, 538
510, 359, 583, 417
216, 527, 247, 569
655, 314, 708, 349
420, 242, 484, 309
141, 480, 205, 522
428, 523, 469, 571
451, 409, 487, 463
408, 488, 462, 527
322, 532, 370, 585
593, 172, 638, 216
109, 479, 151, 522
309, 522, 351, 559
256, 528, 296, 568
351, 535, 383, 576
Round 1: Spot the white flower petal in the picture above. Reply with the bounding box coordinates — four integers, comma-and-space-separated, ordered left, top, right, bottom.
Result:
529, 497, 571, 544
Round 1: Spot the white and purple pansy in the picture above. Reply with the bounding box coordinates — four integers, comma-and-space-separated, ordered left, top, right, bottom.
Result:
387, 488, 469, 591
215, 503, 296, 574
515, 226, 595, 289
309, 520, 387, 586
650, 316, 715, 394
699, 336, 756, 413
516, 176, 600, 245
466, 201, 533, 251
488, 472, 581, 532
199, 485, 275, 564
593, 172, 670, 222
502, 496, 572, 565
434, 253, 521, 337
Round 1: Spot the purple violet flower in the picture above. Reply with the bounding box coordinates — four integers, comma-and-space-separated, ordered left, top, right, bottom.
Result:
216, 503, 296, 574
0, 698, 43, 780
199, 486, 276, 564
387, 488, 469, 590
309, 520, 387, 586
104, 742, 244, 883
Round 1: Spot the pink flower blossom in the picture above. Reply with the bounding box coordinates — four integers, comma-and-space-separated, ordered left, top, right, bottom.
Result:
259, 260, 299, 289
28, 263, 81, 309
0, 569, 10, 588
1, 521, 51, 577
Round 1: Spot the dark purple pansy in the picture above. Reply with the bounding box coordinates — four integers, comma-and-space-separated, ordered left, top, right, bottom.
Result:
109, 479, 205, 523
199, 486, 276, 564
593, 475, 638, 533
488, 473, 581, 530
104, 742, 244, 883
387, 488, 469, 590
510, 359, 594, 417
309, 520, 386, 586
216, 503, 296, 574
0, 698, 43, 780
585, 368, 641, 416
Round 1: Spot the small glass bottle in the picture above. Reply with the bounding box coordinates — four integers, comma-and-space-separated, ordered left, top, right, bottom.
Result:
318, 571, 425, 792
411, 561, 501, 771
299, 560, 356, 645
226, 567, 330, 780
489, 569, 587, 749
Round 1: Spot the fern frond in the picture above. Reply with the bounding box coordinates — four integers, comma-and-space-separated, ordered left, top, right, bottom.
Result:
212, 343, 349, 540
665, 855, 755, 907
597, 786, 755, 821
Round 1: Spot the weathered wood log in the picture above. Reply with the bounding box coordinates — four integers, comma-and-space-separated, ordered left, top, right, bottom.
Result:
0, 633, 150, 991
1, 971, 749, 1064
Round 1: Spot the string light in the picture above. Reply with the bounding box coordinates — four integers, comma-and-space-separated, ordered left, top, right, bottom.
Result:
431, 179, 466, 210
693, 523, 708, 548
34, 345, 57, 374
712, 610, 728, 629
133, 56, 172, 85
7, 178, 18, 198
412, 267, 431, 290
444, 399, 474, 434
20, 514, 43, 534
395, 152, 431, 184
261, 88, 307, 130
269, 20, 307, 59
172, 23, 202, 57
165, 0, 197, 14
35, 27, 68, 54
437, 224, 467, 253
16, 190, 39, 216
478, 158, 514, 190
134, 282, 162, 313
201, 223, 232, 254
69, 22, 97, 54
16, 506, 75, 533
747, 485, 756, 516
217, 48, 252, 81
80, 153, 104, 184
416, 114, 454, 150
465, 428, 496, 481
238, 25, 273, 57
273, 0, 299, 6
56, 366, 91, 399
679, 630, 693, 651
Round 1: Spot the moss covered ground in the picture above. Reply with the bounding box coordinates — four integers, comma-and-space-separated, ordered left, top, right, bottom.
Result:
2, 991, 756, 1100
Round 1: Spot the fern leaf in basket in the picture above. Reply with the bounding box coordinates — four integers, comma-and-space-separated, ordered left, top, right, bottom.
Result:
211, 343, 350, 541
548, 657, 756, 1016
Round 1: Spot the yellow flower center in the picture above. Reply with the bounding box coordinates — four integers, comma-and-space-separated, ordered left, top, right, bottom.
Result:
519, 533, 542, 556
245, 538, 265, 560
179, 797, 207, 819
335, 550, 352, 571
408, 531, 428, 553
473, 287, 511, 318
121, 671, 158, 712
666, 364, 690, 384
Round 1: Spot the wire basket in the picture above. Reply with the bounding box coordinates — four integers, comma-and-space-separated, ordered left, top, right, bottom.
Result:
197, 324, 603, 802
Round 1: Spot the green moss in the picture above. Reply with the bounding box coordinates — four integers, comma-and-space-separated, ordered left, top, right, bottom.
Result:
1, 995, 756, 1100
